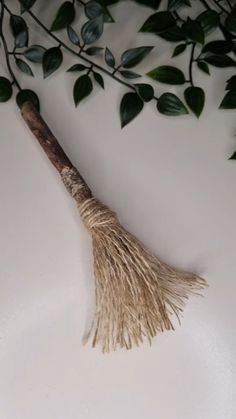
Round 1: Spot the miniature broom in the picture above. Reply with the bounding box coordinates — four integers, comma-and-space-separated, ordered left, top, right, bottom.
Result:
21, 100, 207, 352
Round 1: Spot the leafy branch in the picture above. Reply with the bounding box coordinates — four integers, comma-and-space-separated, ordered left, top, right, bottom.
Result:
0, 0, 235, 140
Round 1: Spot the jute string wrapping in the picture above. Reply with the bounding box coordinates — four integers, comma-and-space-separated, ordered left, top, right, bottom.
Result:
21, 101, 207, 352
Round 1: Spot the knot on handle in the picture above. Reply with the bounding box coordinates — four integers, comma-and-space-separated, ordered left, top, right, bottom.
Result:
79, 198, 118, 231
61, 167, 117, 231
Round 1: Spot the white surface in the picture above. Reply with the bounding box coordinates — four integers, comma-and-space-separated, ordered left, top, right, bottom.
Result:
0, 3, 236, 419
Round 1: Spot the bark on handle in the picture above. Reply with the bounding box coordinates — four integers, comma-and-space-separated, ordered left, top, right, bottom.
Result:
21, 101, 92, 203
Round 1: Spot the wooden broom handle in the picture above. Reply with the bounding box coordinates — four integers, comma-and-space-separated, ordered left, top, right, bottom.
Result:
21, 101, 75, 173
21, 101, 92, 202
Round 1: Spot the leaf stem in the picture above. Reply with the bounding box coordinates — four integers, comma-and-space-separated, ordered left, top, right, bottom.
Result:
189, 43, 196, 87
87, 64, 93, 75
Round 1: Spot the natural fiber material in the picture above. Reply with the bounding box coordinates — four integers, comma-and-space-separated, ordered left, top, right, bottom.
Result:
21, 102, 207, 353
61, 166, 207, 352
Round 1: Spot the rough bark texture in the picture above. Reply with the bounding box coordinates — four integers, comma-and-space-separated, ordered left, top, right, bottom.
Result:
21, 101, 92, 203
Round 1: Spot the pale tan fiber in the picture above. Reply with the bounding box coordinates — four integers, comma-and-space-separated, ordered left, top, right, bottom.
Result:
61, 167, 207, 352
21, 102, 207, 353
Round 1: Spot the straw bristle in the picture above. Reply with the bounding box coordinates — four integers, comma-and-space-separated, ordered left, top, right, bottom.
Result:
79, 198, 207, 352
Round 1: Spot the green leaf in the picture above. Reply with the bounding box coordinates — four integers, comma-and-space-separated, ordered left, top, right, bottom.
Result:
67, 64, 88, 72
16, 89, 40, 111
43, 47, 63, 78
158, 25, 186, 42
134, 0, 161, 8
51, 2, 75, 31
172, 43, 186, 57
225, 12, 236, 35
81, 15, 104, 45
73, 74, 93, 106
93, 71, 104, 88
197, 61, 210, 75
183, 18, 205, 44
119, 70, 141, 79
105, 47, 115, 67
19, 0, 36, 13
121, 46, 153, 68
229, 150, 236, 160
202, 41, 234, 55
139, 11, 175, 33
184, 86, 205, 117
120, 92, 144, 128
0, 77, 13, 102
226, 75, 236, 90
157, 92, 188, 116
219, 89, 236, 109
10, 15, 28, 48
85, 1, 114, 22
147, 65, 185, 84
85, 46, 104, 55
204, 54, 236, 68
67, 26, 80, 46
15, 58, 34, 76
134, 83, 154, 102
197, 10, 219, 34
24, 45, 46, 63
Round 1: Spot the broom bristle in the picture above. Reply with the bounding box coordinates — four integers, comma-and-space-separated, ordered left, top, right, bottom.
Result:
78, 197, 207, 352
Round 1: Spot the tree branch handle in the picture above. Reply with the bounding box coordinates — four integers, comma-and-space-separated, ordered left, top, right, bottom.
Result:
21, 101, 92, 203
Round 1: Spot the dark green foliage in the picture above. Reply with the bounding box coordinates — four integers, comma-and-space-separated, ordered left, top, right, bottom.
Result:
0, 77, 13, 102
139, 11, 175, 33
81, 15, 104, 44
43, 47, 63, 78
51, 2, 75, 32
147, 66, 185, 85
0, 0, 234, 140
184, 86, 205, 117
73, 75, 93, 106
10, 15, 28, 48
134, 83, 154, 102
15, 58, 34, 76
120, 92, 144, 127
121, 47, 154, 68
24, 45, 46, 63
157, 93, 188, 116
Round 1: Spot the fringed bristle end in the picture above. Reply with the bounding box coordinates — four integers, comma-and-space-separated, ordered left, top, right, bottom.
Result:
78, 197, 207, 352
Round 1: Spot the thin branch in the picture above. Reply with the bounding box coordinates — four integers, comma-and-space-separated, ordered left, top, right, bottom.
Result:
189, 43, 196, 86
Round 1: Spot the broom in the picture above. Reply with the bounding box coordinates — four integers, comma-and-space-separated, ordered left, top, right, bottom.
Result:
21, 100, 207, 352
